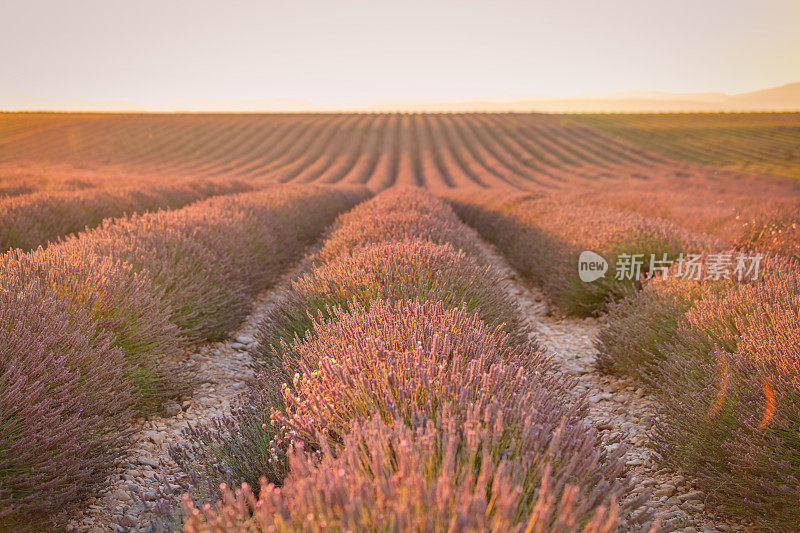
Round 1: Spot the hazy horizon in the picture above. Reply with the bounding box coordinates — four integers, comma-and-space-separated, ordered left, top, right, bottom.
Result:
3, 0, 800, 111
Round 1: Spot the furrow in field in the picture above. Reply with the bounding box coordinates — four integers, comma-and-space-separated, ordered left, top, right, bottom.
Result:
198, 116, 296, 177
458, 113, 556, 189
552, 121, 662, 168
423, 114, 483, 189
290, 114, 365, 184
512, 115, 606, 167
338, 113, 389, 185
274, 115, 351, 183
395, 114, 422, 187
317, 113, 377, 184
61, 238, 332, 532
247, 116, 336, 180
450, 113, 540, 189
476, 113, 570, 187
160, 118, 271, 177
486, 114, 578, 180
476, 238, 751, 532
407, 114, 427, 187
412, 113, 453, 190
444, 113, 524, 187
425, 114, 489, 188
227, 116, 319, 179
365, 113, 401, 190
436, 113, 518, 189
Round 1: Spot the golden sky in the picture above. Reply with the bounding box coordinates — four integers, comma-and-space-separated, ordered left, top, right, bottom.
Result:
2, 0, 799, 110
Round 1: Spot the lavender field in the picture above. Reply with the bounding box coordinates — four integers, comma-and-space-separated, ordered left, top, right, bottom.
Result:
1, 112, 799, 532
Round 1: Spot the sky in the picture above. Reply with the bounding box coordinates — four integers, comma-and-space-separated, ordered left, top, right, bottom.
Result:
2, 0, 799, 110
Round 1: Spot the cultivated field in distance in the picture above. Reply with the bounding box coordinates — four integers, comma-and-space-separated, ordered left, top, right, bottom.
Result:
2, 111, 800, 532
572, 112, 800, 179
3, 112, 798, 190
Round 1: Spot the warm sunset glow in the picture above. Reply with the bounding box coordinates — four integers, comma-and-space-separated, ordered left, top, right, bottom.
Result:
2, 0, 799, 111
3, 3, 800, 523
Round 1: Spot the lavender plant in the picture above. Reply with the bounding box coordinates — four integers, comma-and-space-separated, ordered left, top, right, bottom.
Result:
0, 283, 133, 527
170, 371, 287, 502
0, 185, 366, 526
179, 187, 639, 531
445, 189, 719, 316
0, 245, 186, 411
275, 300, 550, 444
78, 186, 365, 341
736, 205, 800, 259
254, 239, 529, 362
314, 186, 483, 263
596, 255, 800, 529
0, 179, 253, 252
183, 415, 622, 533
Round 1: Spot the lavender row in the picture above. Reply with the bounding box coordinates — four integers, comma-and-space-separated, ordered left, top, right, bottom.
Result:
444, 189, 719, 316
179, 187, 637, 531
447, 188, 800, 528
0, 185, 367, 528
597, 255, 800, 530
0, 178, 254, 252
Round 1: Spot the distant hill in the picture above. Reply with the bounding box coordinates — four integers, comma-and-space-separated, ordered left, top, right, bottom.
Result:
3, 83, 799, 113
366, 83, 800, 112
727, 83, 800, 110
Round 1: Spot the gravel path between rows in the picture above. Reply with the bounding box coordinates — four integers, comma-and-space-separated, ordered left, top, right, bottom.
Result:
62, 258, 311, 533
474, 237, 755, 533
